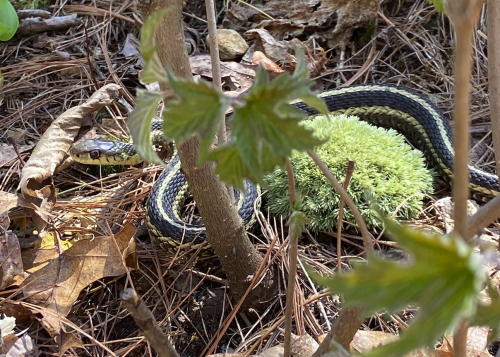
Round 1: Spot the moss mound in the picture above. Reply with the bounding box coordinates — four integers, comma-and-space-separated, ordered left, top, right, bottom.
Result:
264, 115, 434, 231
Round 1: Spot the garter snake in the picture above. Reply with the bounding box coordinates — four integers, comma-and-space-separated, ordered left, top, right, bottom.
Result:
70, 84, 499, 249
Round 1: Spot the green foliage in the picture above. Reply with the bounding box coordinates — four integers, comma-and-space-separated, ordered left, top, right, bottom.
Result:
164, 70, 232, 163
307, 218, 486, 357
129, 89, 165, 166
138, 8, 169, 84
265, 115, 434, 231
130, 4, 329, 192
210, 64, 328, 191
14, 0, 50, 9
0, 0, 19, 41
471, 285, 500, 343
288, 210, 308, 238
426, 0, 445, 12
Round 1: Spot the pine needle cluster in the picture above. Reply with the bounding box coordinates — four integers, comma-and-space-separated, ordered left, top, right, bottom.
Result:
264, 115, 435, 231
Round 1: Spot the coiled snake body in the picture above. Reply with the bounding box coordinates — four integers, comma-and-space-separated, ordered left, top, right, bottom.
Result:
70, 84, 499, 249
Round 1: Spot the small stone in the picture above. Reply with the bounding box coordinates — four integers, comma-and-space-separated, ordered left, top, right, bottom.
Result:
208, 29, 249, 60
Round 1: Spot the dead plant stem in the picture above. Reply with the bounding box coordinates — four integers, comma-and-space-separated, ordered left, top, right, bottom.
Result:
336, 160, 355, 272
204, 0, 234, 202
446, 1, 484, 356
488, 0, 500, 176
307, 150, 372, 251
284, 159, 297, 357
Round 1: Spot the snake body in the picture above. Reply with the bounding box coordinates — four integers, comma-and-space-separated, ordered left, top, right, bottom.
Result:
70, 84, 499, 249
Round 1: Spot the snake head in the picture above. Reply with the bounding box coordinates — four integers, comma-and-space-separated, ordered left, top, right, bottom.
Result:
70, 139, 142, 165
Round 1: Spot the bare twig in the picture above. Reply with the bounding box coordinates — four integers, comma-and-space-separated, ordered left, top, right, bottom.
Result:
307, 150, 372, 251
121, 289, 180, 357
446, 1, 484, 356
467, 193, 500, 238
488, 0, 500, 177
311, 306, 364, 355
204, 0, 235, 203
447, 0, 483, 242
284, 159, 298, 357
16, 14, 80, 36
336, 160, 355, 271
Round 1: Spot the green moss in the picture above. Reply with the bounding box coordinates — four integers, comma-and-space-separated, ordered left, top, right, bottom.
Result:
361, 19, 376, 45
13, 0, 50, 10
264, 115, 434, 232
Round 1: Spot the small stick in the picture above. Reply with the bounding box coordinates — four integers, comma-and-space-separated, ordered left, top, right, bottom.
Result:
121, 289, 179, 357
204, 0, 235, 204
284, 159, 298, 357
6, 137, 25, 168
336, 159, 355, 272
307, 150, 372, 252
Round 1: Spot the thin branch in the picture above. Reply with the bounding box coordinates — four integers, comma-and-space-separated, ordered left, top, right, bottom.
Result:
467, 193, 500, 238
284, 159, 298, 357
311, 305, 364, 355
204, 0, 235, 203
120, 289, 179, 357
446, 1, 484, 356
307, 150, 373, 252
488, 0, 500, 176
336, 159, 355, 272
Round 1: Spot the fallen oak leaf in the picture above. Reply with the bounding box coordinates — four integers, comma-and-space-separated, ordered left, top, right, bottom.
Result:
20, 223, 137, 338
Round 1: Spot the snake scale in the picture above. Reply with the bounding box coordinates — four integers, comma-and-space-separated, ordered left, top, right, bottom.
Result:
70, 84, 500, 249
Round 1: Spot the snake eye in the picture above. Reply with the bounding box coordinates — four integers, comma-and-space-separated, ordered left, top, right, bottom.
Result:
90, 150, 101, 159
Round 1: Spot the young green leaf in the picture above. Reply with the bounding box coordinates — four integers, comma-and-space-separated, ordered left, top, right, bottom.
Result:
288, 210, 308, 238
163, 71, 232, 163
139, 9, 170, 83
129, 89, 165, 165
471, 285, 500, 344
209, 51, 328, 190
307, 219, 485, 357
0, 0, 19, 41
139, 9, 170, 61
426, 0, 445, 12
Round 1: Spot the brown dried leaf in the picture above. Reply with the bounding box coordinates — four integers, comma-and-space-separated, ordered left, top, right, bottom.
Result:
437, 333, 491, 357
20, 84, 121, 199
0, 302, 33, 324
224, 0, 377, 50
245, 29, 291, 62
58, 332, 84, 357
18, 84, 121, 231
252, 51, 284, 77
189, 55, 256, 94
20, 223, 136, 337
0, 231, 24, 290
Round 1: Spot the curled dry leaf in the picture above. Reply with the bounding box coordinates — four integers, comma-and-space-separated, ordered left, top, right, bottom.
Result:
19, 84, 121, 230
251, 51, 284, 77
0, 231, 24, 290
20, 83, 121, 198
20, 223, 136, 337
190, 55, 256, 94
245, 28, 291, 62
0, 191, 34, 289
